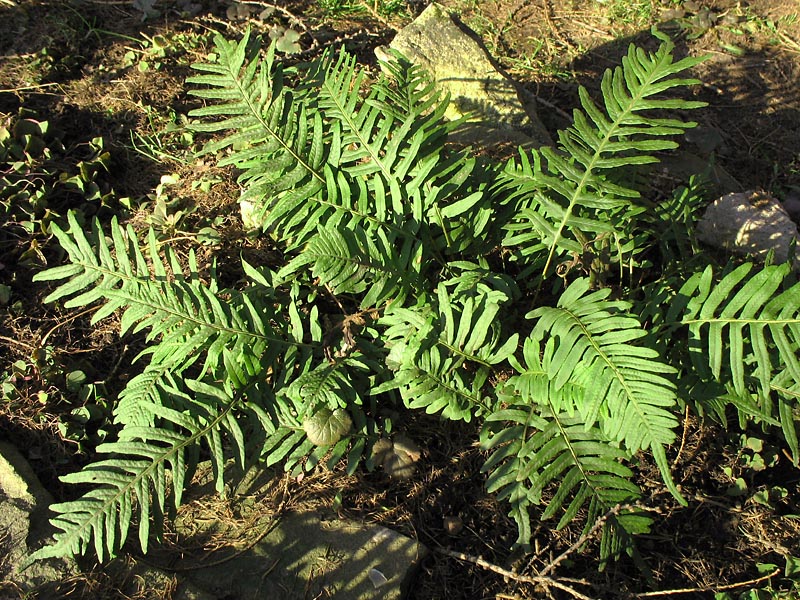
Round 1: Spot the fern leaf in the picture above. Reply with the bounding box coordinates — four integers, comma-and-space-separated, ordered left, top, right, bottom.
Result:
24, 386, 244, 565
283, 358, 365, 414
679, 263, 800, 397
188, 31, 328, 243
648, 175, 707, 265
280, 227, 421, 308
498, 33, 707, 278
114, 367, 191, 428
33, 213, 293, 379
376, 283, 518, 421
251, 355, 382, 475
678, 263, 800, 461
188, 31, 483, 266
373, 49, 444, 122
529, 278, 683, 503
481, 403, 649, 561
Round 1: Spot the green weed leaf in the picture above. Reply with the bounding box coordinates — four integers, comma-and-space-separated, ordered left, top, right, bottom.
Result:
303, 407, 353, 446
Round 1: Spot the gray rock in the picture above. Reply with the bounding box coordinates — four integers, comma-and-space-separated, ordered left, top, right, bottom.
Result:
178, 510, 427, 600
782, 192, 800, 221
697, 191, 800, 266
374, 2, 552, 148
139, 460, 427, 599
0, 441, 74, 593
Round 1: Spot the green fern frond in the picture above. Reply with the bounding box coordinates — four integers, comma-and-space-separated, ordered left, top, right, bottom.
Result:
258, 405, 374, 477
498, 32, 707, 278
251, 354, 382, 476
481, 403, 649, 561
648, 175, 707, 265
316, 49, 447, 192
23, 383, 246, 565
258, 413, 373, 478
114, 367, 190, 428
187, 30, 323, 184
284, 357, 372, 416
188, 31, 328, 243
280, 226, 422, 308
529, 278, 683, 503
679, 263, 800, 396
484, 336, 652, 560
188, 30, 487, 264
32, 212, 294, 378
678, 263, 800, 460
376, 283, 518, 421
373, 50, 445, 126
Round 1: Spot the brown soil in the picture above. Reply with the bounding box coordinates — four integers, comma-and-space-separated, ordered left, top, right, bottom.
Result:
2, 0, 800, 598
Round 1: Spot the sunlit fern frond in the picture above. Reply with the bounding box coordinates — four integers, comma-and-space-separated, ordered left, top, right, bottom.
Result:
498, 31, 707, 280
375, 282, 518, 422
481, 404, 650, 563
676, 262, 800, 460
528, 278, 683, 502
23, 381, 249, 565
32, 213, 293, 378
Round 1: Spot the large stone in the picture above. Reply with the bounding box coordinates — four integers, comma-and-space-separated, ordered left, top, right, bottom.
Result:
0, 441, 74, 594
696, 190, 800, 266
178, 510, 427, 600
374, 2, 552, 148
142, 461, 427, 599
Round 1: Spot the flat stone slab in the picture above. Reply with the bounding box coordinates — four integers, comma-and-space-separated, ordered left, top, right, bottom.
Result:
176, 510, 427, 600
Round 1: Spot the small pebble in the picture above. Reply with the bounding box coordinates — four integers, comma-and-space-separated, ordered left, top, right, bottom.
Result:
660, 8, 685, 20
444, 515, 463, 535
684, 0, 701, 12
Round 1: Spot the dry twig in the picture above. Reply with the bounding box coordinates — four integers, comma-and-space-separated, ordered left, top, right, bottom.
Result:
635, 567, 781, 597
355, 0, 396, 29
540, 504, 636, 577
237, 0, 310, 31
671, 404, 691, 468
433, 546, 593, 600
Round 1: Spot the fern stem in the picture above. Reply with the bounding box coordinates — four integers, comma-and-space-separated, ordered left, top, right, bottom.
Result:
550, 405, 603, 506
437, 338, 493, 369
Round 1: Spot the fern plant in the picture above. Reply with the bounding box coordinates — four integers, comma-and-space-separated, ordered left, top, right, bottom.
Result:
25, 25, 800, 576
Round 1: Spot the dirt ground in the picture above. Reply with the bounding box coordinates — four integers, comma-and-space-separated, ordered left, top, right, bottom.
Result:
2, 0, 800, 598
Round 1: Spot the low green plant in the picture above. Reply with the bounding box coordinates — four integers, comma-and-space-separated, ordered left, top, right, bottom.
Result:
316, 0, 405, 19
1, 116, 117, 268
604, 0, 654, 29
23, 26, 800, 578
122, 30, 214, 72
715, 556, 800, 599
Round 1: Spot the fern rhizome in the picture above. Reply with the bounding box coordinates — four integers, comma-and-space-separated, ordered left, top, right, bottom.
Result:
26, 27, 800, 572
